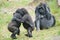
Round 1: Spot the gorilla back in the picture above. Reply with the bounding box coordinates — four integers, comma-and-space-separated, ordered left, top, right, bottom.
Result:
21, 8, 34, 37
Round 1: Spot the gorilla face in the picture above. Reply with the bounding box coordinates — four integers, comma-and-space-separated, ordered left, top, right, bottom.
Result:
38, 5, 45, 15
38, 3, 51, 20
38, 3, 50, 15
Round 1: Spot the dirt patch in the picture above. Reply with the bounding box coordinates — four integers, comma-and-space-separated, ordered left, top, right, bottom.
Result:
52, 36, 60, 40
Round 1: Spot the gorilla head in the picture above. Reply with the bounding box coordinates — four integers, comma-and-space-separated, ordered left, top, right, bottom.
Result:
36, 3, 51, 20
15, 8, 28, 16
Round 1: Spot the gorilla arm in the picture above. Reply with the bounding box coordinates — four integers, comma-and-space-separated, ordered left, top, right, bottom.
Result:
22, 14, 34, 27
13, 13, 24, 22
13, 17, 24, 22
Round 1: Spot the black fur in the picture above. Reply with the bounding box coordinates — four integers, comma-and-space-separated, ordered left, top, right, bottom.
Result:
8, 8, 24, 39
21, 8, 34, 37
35, 3, 56, 30
8, 8, 34, 39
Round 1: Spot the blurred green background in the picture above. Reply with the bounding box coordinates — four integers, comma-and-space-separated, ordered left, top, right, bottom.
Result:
0, 0, 60, 40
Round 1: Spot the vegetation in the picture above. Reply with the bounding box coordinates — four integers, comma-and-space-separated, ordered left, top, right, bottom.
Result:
0, 0, 60, 40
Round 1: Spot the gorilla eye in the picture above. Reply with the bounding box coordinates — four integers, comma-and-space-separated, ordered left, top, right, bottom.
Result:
39, 7, 44, 10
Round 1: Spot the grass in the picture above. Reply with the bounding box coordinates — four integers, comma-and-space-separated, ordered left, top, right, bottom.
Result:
0, 0, 60, 40
0, 0, 31, 9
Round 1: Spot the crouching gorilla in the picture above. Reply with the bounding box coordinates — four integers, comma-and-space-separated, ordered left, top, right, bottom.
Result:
8, 8, 34, 39
35, 3, 56, 30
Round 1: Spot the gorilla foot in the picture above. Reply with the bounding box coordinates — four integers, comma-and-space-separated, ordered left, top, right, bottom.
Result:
25, 34, 32, 37
11, 34, 17, 39
36, 29, 40, 31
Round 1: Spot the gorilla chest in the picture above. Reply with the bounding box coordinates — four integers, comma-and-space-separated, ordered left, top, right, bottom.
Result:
40, 17, 54, 27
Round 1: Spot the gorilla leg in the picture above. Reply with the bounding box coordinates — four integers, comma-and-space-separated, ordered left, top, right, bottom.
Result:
10, 27, 18, 39
26, 27, 32, 37
17, 28, 20, 35
35, 19, 40, 30
23, 23, 33, 37
35, 14, 40, 31
17, 24, 21, 35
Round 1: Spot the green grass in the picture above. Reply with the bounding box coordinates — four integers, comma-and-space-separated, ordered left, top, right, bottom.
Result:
0, 0, 60, 40
0, 0, 31, 8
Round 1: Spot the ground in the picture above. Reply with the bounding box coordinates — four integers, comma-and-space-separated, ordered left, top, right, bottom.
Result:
0, 0, 60, 40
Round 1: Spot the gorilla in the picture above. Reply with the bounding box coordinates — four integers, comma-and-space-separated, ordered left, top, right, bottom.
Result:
35, 3, 56, 30
21, 8, 34, 37
8, 8, 34, 39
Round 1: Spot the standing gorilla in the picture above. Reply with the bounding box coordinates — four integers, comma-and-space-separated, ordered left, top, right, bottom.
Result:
8, 9, 24, 39
21, 8, 34, 37
35, 3, 56, 30
8, 8, 34, 39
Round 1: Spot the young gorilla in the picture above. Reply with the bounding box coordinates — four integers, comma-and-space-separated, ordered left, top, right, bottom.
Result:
8, 8, 34, 39
21, 8, 34, 37
8, 9, 24, 39
35, 3, 56, 30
